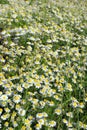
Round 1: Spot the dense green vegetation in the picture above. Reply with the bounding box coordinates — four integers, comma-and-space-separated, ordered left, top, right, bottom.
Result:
0, 0, 87, 130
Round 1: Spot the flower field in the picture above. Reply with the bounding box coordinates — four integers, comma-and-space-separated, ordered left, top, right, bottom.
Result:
0, 0, 87, 130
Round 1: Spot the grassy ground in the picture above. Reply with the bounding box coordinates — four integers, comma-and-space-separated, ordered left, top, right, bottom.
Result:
0, 0, 87, 130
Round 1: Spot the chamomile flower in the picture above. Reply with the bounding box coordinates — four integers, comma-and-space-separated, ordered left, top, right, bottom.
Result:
0, 94, 8, 101
66, 112, 73, 118
24, 119, 31, 126
48, 101, 55, 106
79, 121, 84, 128
18, 108, 26, 116
39, 101, 46, 108
0, 108, 3, 115
21, 126, 26, 130
42, 112, 48, 118
36, 113, 43, 119
15, 104, 21, 110
66, 83, 73, 92
71, 101, 78, 108
13, 94, 21, 103
7, 127, 14, 130
53, 94, 61, 101
49, 120, 56, 127
55, 108, 62, 115
4, 108, 10, 113
37, 119, 44, 125
83, 124, 87, 129
4, 121, 9, 127
35, 83, 41, 89
79, 102, 84, 108
84, 97, 87, 102
12, 121, 18, 127
0, 91, 2, 96
1, 114, 10, 120
66, 122, 73, 128
35, 123, 42, 130
17, 86, 23, 93
63, 119, 68, 124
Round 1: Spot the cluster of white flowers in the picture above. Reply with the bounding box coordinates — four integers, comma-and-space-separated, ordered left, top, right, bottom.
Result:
0, 0, 87, 129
